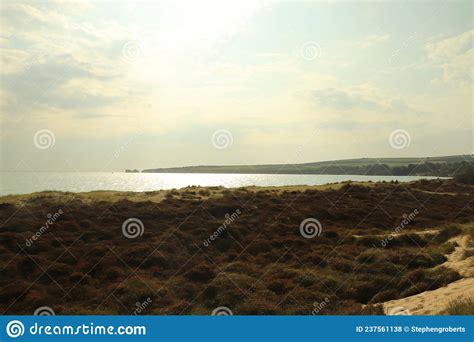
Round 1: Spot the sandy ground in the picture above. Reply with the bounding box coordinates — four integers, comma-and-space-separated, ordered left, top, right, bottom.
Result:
384, 232, 474, 315
384, 278, 474, 315
353, 229, 439, 239
443, 235, 474, 278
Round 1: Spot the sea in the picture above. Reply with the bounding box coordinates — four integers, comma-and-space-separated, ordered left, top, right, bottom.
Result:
0, 172, 441, 196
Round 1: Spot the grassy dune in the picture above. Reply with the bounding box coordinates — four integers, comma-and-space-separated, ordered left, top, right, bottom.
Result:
0, 179, 473, 315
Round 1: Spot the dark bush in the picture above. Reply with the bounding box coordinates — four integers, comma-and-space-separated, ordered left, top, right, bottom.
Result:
454, 168, 474, 185
16, 257, 38, 276
370, 289, 398, 303
48, 262, 72, 278
353, 280, 385, 303
433, 225, 463, 243
0, 282, 30, 303
356, 249, 383, 264
184, 264, 216, 282
104, 267, 123, 280
267, 280, 292, 295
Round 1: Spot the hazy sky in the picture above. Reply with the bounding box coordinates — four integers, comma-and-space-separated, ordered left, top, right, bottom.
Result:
1, 0, 472, 171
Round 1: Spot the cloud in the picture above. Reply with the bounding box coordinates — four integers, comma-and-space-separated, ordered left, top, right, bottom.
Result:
424, 29, 473, 84
356, 34, 390, 49
0, 2, 140, 119
0, 48, 31, 74
425, 30, 472, 60
1, 57, 119, 115
0, 1, 471, 171
312, 88, 381, 111
309, 85, 431, 135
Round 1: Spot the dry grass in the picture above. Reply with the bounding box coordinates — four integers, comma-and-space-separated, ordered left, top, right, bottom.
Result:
442, 297, 474, 315
0, 179, 473, 315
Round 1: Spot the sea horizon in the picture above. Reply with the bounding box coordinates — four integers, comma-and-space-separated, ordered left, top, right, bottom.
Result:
0, 171, 442, 196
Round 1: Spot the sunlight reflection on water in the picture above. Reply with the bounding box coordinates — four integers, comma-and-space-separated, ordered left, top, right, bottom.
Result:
0, 172, 439, 195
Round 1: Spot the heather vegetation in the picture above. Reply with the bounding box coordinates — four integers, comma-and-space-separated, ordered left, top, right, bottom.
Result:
454, 168, 474, 185
0, 179, 473, 315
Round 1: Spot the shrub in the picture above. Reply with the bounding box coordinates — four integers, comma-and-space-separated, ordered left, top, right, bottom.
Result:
400, 282, 429, 297
454, 168, 474, 185
115, 278, 155, 305
407, 254, 440, 268
433, 225, 463, 243
16, 257, 38, 277
236, 299, 278, 315
324, 231, 339, 239
267, 280, 292, 295
198, 189, 211, 196
356, 249, 383, 264
300, 277, 315, 288
224, 262, 257, 276
184, 264, 216, 282
357, 236, 380, 247
202, 285, 218, 299
0, 282, 30, 303
461, 249, 474, 259
370, 289, 398, 303
173, 282, 199, 301
331, 259, 353, 272
69, 272, 84, 282
426, 267, 461, 289
440, 241, 457, 254
390, 234, 427, 248
48, 262, 73, 278
104, 267, 123, 280
353, 280, 385, 303
442, 297, 474, 315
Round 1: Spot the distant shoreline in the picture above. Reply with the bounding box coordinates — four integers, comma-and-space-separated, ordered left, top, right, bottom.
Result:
136, 154, 472, 177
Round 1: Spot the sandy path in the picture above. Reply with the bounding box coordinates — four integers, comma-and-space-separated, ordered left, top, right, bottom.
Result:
384, 233, 474, 315
353, 229, 439, 239
384, 278, 474, 315
443, 235, 474, 277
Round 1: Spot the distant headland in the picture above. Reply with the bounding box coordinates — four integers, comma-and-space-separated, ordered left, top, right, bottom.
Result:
127, 155, 473, 177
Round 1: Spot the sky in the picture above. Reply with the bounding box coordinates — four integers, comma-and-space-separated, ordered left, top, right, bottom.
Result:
0, 0, 472, 172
